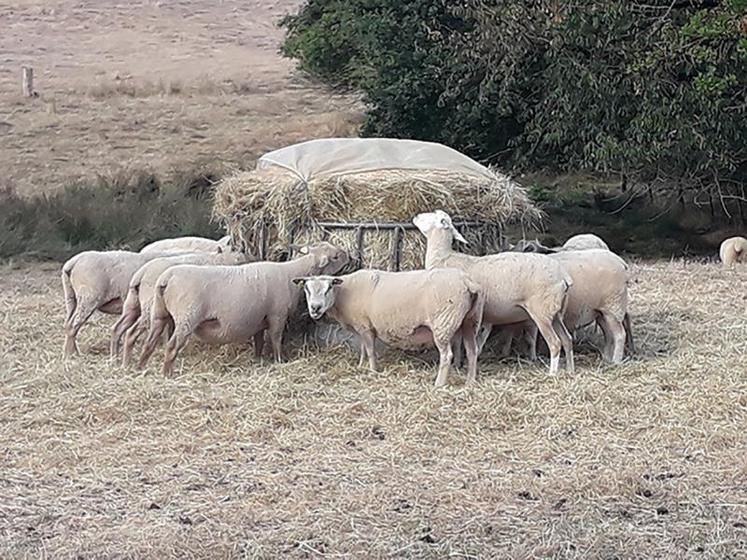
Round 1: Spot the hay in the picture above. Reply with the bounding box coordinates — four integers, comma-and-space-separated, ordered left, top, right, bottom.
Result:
213, 167, 541, 269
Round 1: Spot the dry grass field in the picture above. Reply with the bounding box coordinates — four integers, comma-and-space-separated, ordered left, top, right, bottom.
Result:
1, 260, 746, 558
0, 0, 359, 196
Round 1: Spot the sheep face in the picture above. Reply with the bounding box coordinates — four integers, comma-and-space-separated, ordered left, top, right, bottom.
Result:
412, 210, 467, 243
293, 276, 343, 320
511, 239, 556, 254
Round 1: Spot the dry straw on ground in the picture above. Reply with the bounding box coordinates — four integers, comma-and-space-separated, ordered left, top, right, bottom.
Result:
213, 167, 541, 270
1, 259, 746, 558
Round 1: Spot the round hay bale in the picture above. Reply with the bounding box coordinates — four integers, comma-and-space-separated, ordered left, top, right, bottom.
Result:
213, 165, 540, 270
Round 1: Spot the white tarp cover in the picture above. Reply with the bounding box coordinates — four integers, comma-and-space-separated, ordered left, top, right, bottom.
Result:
257, 138, 494, 181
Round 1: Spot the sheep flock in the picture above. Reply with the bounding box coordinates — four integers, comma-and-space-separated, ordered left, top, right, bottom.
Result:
59, 213, 745, 387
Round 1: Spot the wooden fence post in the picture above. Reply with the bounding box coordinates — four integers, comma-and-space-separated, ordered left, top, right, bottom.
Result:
22, 67, 34, 97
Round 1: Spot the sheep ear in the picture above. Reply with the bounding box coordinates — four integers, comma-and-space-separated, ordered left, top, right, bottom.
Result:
290, 244, 309, 255
318, 255, 329, 268
452, 227, 468, 244
331, 278, 343, 285
292, 277, 307, 286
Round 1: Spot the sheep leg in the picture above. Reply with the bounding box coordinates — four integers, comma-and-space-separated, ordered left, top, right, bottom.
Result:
357, 338, 367, 368
63, 300, 98, 358
360, 330, 377, 372
497, 328, 513, 358
267, 315, 287, 362
523, 323, 538, 361
460, 326, 479, 383
63, 287, 76, 326
596, 316, 613, 361
162, 326, 191, 376
623, 313, 635, 355
433, 338, 454, 388
601, 312, 626, 364
451, 332, 464, 369
137, 315, 171, 370
110, 308, 139, 362
253, 330, 265, 361
476, 324, 493, 354
165, 320, 175, 341
552, 315, 575, 373
524, 310, 562, 375
122, 317, 147, 367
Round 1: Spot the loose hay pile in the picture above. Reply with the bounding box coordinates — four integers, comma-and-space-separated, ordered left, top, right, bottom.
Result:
213, 165, 540, 270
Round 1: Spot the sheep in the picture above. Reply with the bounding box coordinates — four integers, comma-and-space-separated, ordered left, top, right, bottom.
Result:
140, 235, 231, 254
562, 233, 609, 251
293, 268, 484, 387
505, 243, 634, 359
61, 250, 192, 357
511, 233, 609, 254
136, 242, 349, 375
109, 250, 253, 365
541, 249, 630, 362
412, 210, 574, 375
720, 236, 746, 267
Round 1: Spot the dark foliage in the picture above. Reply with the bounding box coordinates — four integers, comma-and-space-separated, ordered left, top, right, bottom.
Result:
281, 0, 747, 202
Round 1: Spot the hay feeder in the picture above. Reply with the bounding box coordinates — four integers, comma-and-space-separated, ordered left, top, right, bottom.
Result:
214, 138, 540, 271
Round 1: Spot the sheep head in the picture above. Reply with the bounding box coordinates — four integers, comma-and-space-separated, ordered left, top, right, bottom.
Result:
511, 239, 557, 254
293, 276, 343, 320
291, 242, 349, 275
412, 210, 467, 244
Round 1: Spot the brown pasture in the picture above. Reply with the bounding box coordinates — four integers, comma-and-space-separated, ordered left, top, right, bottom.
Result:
1, 260, 745, 558
0, 0, 359, 196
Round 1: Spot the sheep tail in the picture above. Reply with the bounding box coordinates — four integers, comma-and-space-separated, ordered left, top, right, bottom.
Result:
151, 274, 171, 322
465, 284, 485, 334
61, 258, 78, 323
122, 283, 140, 315
559, 275, 573, 318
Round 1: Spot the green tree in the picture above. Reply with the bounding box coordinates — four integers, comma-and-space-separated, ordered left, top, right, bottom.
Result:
281, 0, 747, 201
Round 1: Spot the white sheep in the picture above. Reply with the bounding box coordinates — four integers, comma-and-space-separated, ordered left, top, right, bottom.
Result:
294, 268, 484, 387
61, 250, 191, 357
110, 250, 253, 365
504, 244, 634, 361
545, 249, 630, 362
511, 233, 609, 254
140, 235, 231, 254
562, 233, 609, 251
136, 242, 349, 375
412, 210, 574, 374
720, 236, 746, 266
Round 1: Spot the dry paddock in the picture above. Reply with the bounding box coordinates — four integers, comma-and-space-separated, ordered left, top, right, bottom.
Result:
0, 260, 745, 559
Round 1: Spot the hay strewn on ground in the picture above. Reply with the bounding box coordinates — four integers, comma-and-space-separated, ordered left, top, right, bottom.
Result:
213, 167, 541, 269
1, 260, 746, 558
